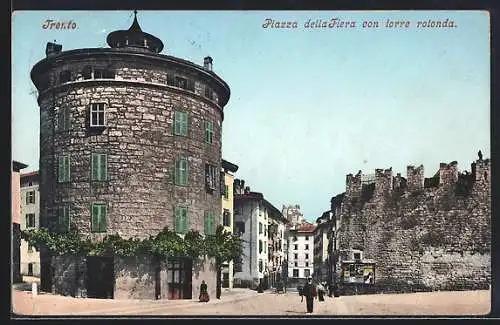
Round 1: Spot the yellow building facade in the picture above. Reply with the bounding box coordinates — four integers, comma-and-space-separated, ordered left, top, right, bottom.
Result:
221, 159, 238, 289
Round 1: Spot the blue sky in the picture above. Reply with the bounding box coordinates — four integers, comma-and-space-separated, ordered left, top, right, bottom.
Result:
12, 11, 490, 222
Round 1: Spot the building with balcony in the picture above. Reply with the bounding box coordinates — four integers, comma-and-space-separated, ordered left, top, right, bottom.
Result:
20, 171, 41, 277
30, 11, 231, 300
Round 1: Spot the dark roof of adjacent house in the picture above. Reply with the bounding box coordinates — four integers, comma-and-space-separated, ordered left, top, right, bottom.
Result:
235, 192, 288, 224
293, 223, 317, 233
221, 159, 239, 173
12, 161, 28, 172
21, 171, 39, 178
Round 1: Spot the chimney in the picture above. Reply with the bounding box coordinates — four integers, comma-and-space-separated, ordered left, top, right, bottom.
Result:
244, 186, 250, 194
46, 42, 62, 57
203, 56, 213, 71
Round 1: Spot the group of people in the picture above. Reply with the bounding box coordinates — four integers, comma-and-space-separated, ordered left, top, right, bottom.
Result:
299, 277, 331, 313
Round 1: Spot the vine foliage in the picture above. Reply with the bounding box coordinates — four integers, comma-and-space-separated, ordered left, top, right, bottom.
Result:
21, 225, 244, 262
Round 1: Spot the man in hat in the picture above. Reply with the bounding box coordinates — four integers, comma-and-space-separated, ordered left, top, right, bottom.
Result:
302, 277, 316, 313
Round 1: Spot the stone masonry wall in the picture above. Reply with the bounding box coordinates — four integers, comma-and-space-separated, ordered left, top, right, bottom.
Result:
114, 256, 157, 300
36, 55, 226, 239
337, 157, 491, 293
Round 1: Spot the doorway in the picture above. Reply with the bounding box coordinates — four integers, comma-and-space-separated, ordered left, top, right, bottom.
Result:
167, 257, 192, 299
86, 256, 114, 299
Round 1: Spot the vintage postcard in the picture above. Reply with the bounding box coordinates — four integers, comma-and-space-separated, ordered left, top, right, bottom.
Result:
11, 10, 491, 317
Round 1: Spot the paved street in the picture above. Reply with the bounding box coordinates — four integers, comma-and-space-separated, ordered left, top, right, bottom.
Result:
13, 287, 490, 316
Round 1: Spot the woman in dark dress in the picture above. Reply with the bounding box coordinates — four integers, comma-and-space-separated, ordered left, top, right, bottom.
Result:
199, 280, 210, 302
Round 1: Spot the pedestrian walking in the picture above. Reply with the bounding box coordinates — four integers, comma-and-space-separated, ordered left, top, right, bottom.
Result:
302, 277, 316, 313
317, 282, 325, 302
199, 280, 210, 302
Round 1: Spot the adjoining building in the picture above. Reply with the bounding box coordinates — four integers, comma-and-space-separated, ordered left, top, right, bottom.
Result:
282, 204, 305, 228
220, 159, 238, 289
12, 160, 28, 283
313, 211, 330, 282
286, 223, 316, 287
20, 171, 41, 277
267, 209, 289, 288
232, 179, 284, 289
30, 11, 231, 299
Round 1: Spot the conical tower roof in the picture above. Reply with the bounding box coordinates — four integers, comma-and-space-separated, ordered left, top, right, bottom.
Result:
106, 11, 164, 53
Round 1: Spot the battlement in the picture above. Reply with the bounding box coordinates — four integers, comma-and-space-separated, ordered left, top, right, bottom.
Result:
344, 153, 490, 199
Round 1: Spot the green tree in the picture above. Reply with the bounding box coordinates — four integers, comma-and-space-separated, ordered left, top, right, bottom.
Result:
204, 225, 245, 299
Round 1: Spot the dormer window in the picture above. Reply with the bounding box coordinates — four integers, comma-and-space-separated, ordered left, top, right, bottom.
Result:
82, 66, 92, 80
204, 86, 214, 100
59, 71, 71, 83
175, 76, 187, 89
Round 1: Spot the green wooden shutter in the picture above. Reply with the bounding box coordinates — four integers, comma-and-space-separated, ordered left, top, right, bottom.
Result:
92, 204, 99, 232
99, 205, 107, 232
181, 112, 188, 136
100, 154, 108, 181
204, 212, 209, 235
182, 159, 188, 185
174, 207, 181, 233
64, 107, 70, 130
58, 108, 64, 131
174, 111, 180, 135
182, 207, 188, 234
66, 156, 70, 182
174, 159, 180, 185
91, 153, 98, 181
58, 156, 64, 182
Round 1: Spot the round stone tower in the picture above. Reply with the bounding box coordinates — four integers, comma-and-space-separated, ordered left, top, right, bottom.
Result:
30, 12, 230, 297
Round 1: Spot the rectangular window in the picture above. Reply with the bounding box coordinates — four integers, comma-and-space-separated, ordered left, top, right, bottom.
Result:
174, 111, 188, 136
174, 206, 188, 234
223, 209, 231, 227
167, 74, 175, 86
305, 254, 309, 260
305, 236, 309, 240
294, 262, 298, 267
305, 262, 309, 267
90, 103, 106, 127
59, 70, 71, 83
174, 158, 188, 186
205, 121, 214, 144
259, 222, 263, 234
205, 164, 217, 192
26, 213, 36, 228
294, 244, 298, 250
58, 154, 71, 183
204, 86, 214, 100
57, 205, 70, 232
258, 260, 263, 273
186, 79, 195, 92
304, 269, 311, 278
294, 253, 298, 260
57, 107, 71, 132
175, 76, 187, 89
204, 211, 216, 235
91, 203, 107, 233
26, 191, 35, 204
224, 184, 229, 199
292, 269, 299, 277
305, 244, 309, 250
235, 221, 245, 235
91, 153, 108, 181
